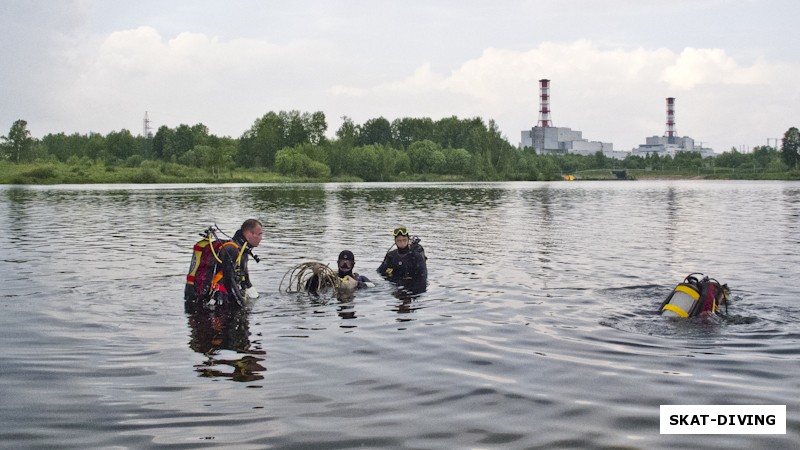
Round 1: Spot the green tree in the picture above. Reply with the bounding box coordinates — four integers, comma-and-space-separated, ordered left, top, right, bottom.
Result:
106, 129, 137, 162
308, 111, 328, 145
275, 147, 330, 178
358, 117, 392, 146
538, 155, 561, 180
152, 125, 173, 160
191, 123, 210, 147
347, 145, 385, 181
594, 151, 612, 169
41, 132, 69, 161
323, 141, 350, 176
442, 148, 472, 175
781, 127, 800, 169
85, 133, 107, 161
483, 119, 517, 177
392, 117, 435, 148
239, 111, 286, 167
714, 148, 748, 169
284, 110, 309, 147
434, 116, 466, 149
407, 140, 443, 173
172, 124, 195, 160
2, 120, 34, 163
196, 144, 235, 178
336, 116, 358, 147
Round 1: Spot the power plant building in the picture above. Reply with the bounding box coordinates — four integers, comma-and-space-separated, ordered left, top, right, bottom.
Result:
520, 82, 714, 159
630, 97, 715, 158
521, 126, 615, 156
521, 79, 625, 159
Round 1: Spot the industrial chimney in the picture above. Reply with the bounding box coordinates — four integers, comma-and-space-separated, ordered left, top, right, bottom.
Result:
538, 79, 551, 128
665, 97, 676, 144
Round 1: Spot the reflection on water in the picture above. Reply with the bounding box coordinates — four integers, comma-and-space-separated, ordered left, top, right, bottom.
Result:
390, 279, 428, 318
185, 302, 266, 382
1, 181, 799, 449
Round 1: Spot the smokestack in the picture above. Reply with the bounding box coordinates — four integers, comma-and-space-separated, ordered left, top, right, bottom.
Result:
665, 97, 676, 144
538, 79, 551, 127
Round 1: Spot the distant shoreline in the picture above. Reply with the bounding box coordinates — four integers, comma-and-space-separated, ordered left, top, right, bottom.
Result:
1, 160, 797, 185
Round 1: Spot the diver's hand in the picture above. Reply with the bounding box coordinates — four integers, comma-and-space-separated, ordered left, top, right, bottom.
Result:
340, 276, 358, 290
245, 286, 260, 299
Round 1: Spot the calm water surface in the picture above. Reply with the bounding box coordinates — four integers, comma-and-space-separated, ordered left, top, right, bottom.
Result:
0, 181, 798, 449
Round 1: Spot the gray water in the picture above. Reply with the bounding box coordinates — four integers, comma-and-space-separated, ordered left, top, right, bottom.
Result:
0, 180, 798, 449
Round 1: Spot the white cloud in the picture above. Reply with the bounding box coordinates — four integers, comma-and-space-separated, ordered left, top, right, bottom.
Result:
661, 47, 772, 89
59, 26, 339, 136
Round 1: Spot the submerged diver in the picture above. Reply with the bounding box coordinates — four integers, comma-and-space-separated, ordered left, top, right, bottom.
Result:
377, 226, 427, 283
184, 219, 263, 307
306, 250, 373, 293
659, 273, 730, 318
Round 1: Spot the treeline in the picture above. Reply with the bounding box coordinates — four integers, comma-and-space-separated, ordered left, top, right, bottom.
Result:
2, 114, 799, 183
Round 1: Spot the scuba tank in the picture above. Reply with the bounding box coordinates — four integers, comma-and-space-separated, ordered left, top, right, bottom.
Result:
185, 224, 259, 306
659, 273, 730, 317
410, 235, 427, 260
185, 226, 222, 301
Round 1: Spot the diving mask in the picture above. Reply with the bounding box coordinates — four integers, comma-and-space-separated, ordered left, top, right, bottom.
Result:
393, 226, 409, 237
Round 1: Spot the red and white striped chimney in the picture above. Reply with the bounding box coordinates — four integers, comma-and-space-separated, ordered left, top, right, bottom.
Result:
665, 97, 676, 143
538, 79, 551, 128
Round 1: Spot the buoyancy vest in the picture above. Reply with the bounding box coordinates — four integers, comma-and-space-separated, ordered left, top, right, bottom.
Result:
659, 273, 729, 318
185, 228, 248, 304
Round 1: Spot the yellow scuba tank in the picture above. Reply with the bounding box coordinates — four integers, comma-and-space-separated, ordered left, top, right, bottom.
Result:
659, 274, 703, 318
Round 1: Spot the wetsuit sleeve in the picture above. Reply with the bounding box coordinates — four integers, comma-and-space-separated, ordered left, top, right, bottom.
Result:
377, 252, 393, 275
355, 273, 371, 288
221, 245, 245, 305
240, 253, 253, 289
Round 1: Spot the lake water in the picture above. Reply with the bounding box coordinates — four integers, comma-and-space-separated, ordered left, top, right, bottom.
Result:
0, 180, 798, 449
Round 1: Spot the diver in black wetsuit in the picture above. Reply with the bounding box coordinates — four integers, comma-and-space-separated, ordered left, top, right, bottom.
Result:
306, 250, 373, 294
377, 226, 427, 283
335, 250, 373, 289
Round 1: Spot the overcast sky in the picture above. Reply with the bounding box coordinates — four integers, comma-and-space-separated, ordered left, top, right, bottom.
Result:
2, 0, 798, 153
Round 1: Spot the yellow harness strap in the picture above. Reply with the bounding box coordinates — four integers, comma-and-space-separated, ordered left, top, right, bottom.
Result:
220, 241, 247, 263
237, 242, 248, 265
208, 233, 223, 263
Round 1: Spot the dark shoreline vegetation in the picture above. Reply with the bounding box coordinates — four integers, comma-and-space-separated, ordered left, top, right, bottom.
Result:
2, 112, 799, 184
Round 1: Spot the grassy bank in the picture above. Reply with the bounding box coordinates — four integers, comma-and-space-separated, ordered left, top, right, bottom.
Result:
3, 160, 799, 185
0, 160, 472, 184
0, 160, 325, 184
575, 167, 800, 181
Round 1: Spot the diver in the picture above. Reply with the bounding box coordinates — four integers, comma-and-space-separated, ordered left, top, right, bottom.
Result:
334, 250, 373, 290
659, 273, 730, 318
377, 226, 427, 283
184, 219, 263, 307
306, 250, 373, 293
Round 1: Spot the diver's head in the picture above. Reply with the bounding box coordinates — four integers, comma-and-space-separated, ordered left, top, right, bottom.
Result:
241, 219, 263, 248
337, 250, 355, 274
393, 226, 410, 250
